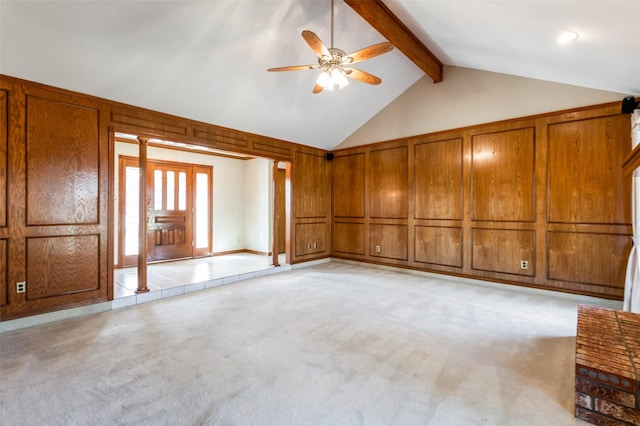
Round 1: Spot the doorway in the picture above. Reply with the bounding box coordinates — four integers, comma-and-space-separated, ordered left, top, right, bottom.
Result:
118, 156, 212, 267
112, 134, 291, 296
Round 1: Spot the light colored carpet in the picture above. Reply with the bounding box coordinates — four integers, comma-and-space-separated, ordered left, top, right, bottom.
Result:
0, 261, 610, 425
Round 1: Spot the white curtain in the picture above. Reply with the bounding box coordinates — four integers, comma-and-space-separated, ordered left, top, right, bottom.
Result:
624, 110, 640, 313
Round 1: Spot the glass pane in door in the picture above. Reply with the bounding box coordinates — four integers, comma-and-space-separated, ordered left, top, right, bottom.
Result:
166, 171, 175, 210
195, 172, 209, 249
154, 170, 163, 210
178, 172, 187, 211
124, 166, 139, 256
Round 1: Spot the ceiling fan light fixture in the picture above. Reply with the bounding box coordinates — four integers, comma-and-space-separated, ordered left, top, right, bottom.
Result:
557, 30, 579, 44
317, 68, 349, 91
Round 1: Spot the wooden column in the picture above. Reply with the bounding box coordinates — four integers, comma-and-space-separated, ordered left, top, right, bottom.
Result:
136, 137, 149, 293
272, 160, 280, 267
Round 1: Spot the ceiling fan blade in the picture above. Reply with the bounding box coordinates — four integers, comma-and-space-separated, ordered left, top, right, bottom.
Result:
302, 30, 331, 59
344, 68, 382, 85
313, 83, 324, 94
267, 64, 319, 72
345, 42, 394, 64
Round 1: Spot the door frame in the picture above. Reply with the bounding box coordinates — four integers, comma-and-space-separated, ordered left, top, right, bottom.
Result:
117, 155, 213, 267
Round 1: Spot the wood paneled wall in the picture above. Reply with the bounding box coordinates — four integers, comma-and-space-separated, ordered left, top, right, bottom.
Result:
0, 75, 329, 320
0, 73, 630, 319
332, 103, 632, 299
291, 151, 331, 260
1, 79, 110, 319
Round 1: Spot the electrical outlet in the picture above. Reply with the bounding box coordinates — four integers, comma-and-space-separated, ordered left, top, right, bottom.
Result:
520, 260, 528, 270
375, 245, 381, 253
16, 281, 26, 294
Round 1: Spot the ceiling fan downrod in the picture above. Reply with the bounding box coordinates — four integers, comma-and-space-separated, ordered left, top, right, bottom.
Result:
330, 0, 335, 49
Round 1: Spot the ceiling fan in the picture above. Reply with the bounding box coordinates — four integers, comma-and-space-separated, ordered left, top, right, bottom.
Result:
267, 0, 394, 94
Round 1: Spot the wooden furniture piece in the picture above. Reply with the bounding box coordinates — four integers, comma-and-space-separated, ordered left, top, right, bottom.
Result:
575, 305, 640, 425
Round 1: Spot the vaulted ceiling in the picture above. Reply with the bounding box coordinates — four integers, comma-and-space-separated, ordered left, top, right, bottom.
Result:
1, 0, 638, 151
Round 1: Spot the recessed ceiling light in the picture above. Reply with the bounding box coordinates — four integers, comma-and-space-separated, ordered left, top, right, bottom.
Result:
558, 31, 579, 44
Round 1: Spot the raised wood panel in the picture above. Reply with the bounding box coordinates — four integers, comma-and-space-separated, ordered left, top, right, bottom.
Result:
295, 222, 327, 255
0, 89, 7, 227
414, 139, 462, 220
294, 151, 329, 218
548, 231, 630, 288
111, 107, 189, 139
26, 235, 100, 300
370, 224, 408, 260
414, 225, 463, 267
193, 126, 247, 149
0, 239, 6, 306
471, 128, 535, 222
334, 153, 365, 218
472, 228, 535, 276
548, 115, 630, 224
251, 139, 292, 159
26, 95, 100, 225
333, 222, 365, 255
112, 105, 295, 161
369, 147, 408, 218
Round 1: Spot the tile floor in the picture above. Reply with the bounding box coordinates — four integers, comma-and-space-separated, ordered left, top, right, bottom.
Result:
114, 252, 288, 299
0, 253, 294, 333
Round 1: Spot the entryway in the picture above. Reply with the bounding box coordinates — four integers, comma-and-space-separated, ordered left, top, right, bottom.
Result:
118, 156, 212, 266
112, 132, 291, 296
114, 252, 288, 298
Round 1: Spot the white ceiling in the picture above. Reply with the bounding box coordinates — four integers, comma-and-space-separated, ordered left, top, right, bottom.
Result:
1, 0, 638, 151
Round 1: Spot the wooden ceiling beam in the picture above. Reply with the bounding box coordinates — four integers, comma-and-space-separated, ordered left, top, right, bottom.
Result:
344, 0, 443, 83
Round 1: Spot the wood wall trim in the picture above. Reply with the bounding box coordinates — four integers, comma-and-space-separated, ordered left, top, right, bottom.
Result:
623, 142, 640, 176
0, 88, 7, 306
344, 0, 443, 83
0, 74, 323, 163
0, 89, 7, 230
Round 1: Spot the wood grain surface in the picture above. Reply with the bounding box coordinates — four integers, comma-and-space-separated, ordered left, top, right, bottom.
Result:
26, 95, 99, 226
548, 115, 630, 224
369, 146, 408, 219
333, 153, 365, 218
415, 225, 463, 267
471, 127, 535, 222
415, 138, 463, 220
26, 235, 100, 300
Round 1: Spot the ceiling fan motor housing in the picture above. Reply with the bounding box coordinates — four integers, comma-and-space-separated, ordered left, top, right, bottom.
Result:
319, 47, 350, 69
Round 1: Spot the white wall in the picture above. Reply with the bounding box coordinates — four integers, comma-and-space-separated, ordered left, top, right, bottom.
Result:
337, 66, 626, 149
243, 158, 273, 253
113, 142, 272, 263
